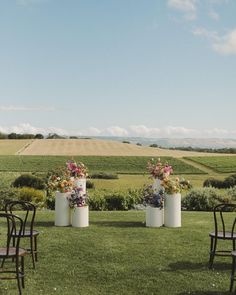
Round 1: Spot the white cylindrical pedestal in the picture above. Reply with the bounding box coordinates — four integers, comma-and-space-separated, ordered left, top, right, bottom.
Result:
153, 179, 161, 192
146, 206, 164, 227
164, 193, 181, 227
71, 206, 89, 228
73, 178, 86, 193
55, 192, 71, 226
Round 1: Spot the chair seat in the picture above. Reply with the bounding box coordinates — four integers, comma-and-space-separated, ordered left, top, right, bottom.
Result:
0, 247, 27, 257
209, 231, 236, 239
12, 230, 39, 237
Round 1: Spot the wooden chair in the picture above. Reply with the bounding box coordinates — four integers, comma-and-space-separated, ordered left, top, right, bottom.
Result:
209, 203, 236, 269
5, 201, 39, 269
0, 213, 27, 295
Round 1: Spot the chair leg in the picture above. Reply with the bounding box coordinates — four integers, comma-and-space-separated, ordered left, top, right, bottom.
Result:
34, 236, 38, 262
30, 236, 36, 269
209, 237, 217, 269
1, 258, 5, 268
21, 256, 25, 289
16, 257, 22, 295
230, 255, 236, 292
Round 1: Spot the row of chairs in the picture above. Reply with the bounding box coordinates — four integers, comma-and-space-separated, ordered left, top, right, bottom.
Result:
0, 201, 39, 295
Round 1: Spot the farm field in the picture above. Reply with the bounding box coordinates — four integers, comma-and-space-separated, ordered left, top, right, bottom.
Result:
185, 156, 236, 173
0, 138, 234, 157
0, 210, 233, 295
0, 155, 204, 174
0, 139, 32, 155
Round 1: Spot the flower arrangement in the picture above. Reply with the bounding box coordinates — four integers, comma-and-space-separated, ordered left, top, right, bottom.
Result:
67, 160, 88, 179
47, 167, 73, 193
146, 158, 191, 196
147, 158, 173, 180
161, 177, 191, 194
143, 185, 164, 209
67, 187, 88, 208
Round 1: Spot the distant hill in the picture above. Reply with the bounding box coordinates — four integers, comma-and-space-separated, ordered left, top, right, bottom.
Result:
94, 137, 236, 149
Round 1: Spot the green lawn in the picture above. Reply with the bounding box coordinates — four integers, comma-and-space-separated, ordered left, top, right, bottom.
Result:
0, 211, 234, 294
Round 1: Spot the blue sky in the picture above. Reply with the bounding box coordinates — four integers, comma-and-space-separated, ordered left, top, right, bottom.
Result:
0, 0, 235, 138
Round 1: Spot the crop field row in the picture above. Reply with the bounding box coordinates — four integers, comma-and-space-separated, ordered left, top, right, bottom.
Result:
185, 156, 236, 173
0, 155, 204, 174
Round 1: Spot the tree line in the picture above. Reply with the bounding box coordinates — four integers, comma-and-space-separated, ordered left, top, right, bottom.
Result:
0, 132, 74, 140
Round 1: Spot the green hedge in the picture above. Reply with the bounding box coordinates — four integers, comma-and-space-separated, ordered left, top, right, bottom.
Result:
182, 188, 231, 211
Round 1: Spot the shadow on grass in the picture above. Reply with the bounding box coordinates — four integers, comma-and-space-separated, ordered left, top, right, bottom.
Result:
168, 261, 231, 271
90, 220, 145, 228
35, 221, 55, 227
178, 292, 231, 295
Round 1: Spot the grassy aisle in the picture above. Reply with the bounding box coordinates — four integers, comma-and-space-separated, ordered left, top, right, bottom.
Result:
0, 211, 233, 295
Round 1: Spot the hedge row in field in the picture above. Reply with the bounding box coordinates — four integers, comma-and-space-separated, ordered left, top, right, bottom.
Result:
0, 155, 204, 174
184, 156, 236, 173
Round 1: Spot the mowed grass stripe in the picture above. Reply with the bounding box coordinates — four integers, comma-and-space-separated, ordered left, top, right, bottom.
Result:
185, 156, 236, 173
0, 155, 204, 174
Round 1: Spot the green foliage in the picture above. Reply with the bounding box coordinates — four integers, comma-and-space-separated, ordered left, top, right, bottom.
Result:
149, 143, 158, 148
89, 189, 142, 211
203, 174, 236, 189
86, 180, 95, 189
12, 173, 46, 189
18, 187, 46, 208
90, 172, 119, 179
0, 187, 19, 210
203, 177, 225, 188
182, 188, 229, 211
88, 191, 107, 210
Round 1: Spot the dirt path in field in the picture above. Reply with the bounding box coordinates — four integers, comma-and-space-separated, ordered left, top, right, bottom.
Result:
180, 157, 218, 175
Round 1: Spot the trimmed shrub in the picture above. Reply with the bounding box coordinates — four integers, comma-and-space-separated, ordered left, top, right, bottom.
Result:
89, 189, 143, 211
104, 193, 129, 210
90, 172, 118, 180
12, 174, 45, 190
88, 191, 107, 211
223, 176, 236, 188
18, 187, 46, 208
86, 180, 95, 189
0, 187, 19, 210
182, 188, 229, 211
203, 178, 225, 189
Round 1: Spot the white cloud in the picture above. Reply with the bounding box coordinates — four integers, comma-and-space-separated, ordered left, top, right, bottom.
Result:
208, 10, 220, 20
105, 126, 129, 137
213, 29, 236, 55
0, 123, 68, 136
168, 0, 197, 20
192, 27, 236, 55
129, 125, 161, 137
0, 106, 56, 112
163, 126, 197, 137
192, 27, 220, 41
1, 123, 236, 138
168, 0, 197, 12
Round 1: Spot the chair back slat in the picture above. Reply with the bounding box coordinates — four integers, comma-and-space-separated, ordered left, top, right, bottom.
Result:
0, 213, 23, 256
5, 201, 36, 236
213, 203, 236, 238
